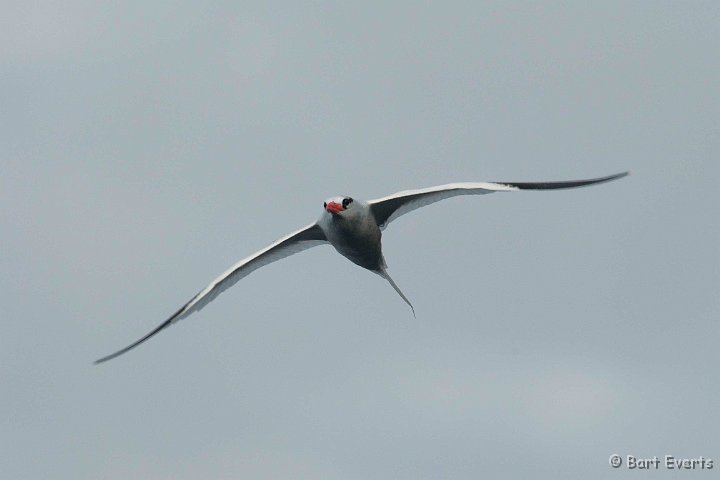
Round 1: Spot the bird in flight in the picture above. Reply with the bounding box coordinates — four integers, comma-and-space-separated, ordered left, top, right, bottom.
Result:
95, 172, 627, 363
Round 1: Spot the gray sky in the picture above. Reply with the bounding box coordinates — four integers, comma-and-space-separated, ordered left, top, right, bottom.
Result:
2, 2, 718, 479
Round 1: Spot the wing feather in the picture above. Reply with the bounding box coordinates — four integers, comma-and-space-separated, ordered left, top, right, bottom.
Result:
369, 172, 628, 229
95, 223, 327, 363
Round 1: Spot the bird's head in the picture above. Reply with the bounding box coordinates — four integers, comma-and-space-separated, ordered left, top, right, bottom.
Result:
323, 196, 354, 216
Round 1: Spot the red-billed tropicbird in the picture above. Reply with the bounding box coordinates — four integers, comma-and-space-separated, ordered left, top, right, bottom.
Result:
95, 172, 627, 363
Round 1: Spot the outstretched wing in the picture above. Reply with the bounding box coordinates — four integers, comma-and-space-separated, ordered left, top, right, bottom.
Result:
369, 172, 628, 229
95, 223, 327, 363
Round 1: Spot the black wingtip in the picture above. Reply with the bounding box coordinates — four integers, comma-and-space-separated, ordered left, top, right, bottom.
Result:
497, 171, 629, 190
93, 323, 165, 364
93, 306, 186, 365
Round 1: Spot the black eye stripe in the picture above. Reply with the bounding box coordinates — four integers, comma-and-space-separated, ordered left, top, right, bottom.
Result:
342, 197, 353, 208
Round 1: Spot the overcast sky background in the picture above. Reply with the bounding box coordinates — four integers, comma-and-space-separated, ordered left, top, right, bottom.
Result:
2, 2, 718, 479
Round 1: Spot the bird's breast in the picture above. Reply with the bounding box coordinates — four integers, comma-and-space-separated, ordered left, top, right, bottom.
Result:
326, 217, 383, 271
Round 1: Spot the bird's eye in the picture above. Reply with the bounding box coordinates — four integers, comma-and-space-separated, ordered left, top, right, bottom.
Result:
323, 202, 327, 208
342, 197, 353, 208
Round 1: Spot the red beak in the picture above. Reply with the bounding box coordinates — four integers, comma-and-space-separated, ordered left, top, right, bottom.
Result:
326, 201, 343, 215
